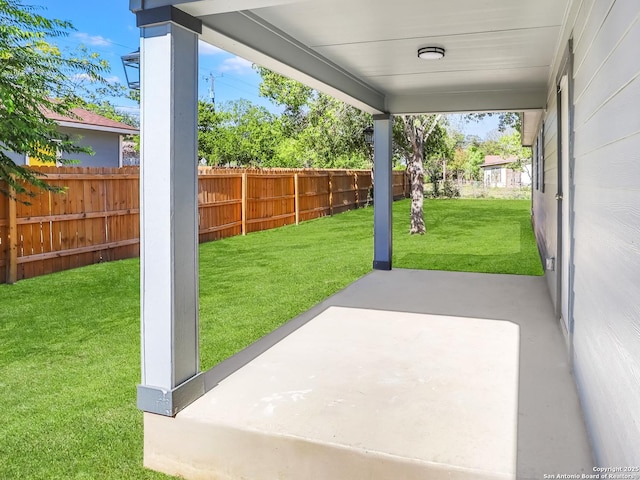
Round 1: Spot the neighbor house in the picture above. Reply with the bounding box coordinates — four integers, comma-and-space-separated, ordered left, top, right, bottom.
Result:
9, 106, 138, 168
128, 0, 639, 477
481, 155, 532, 188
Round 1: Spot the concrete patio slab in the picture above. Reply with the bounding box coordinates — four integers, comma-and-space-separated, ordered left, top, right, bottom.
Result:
146, 306, 519, 479
144, 269, 593, 480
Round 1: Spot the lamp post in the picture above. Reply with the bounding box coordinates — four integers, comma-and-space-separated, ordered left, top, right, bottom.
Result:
121, 49, 140, 90
363, 126, 374, 149
363, 125, 375, 166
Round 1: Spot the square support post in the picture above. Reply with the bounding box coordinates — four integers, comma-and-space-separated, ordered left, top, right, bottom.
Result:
137, 9, 204, 416
373, 114, 393, 270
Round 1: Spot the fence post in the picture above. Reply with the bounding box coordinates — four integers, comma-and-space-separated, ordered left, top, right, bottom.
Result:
294, 173, 299, 225
330, 172, 334, 215
241, 172, 247, 235
7, 184, 17, 284
353, 172, 359, 208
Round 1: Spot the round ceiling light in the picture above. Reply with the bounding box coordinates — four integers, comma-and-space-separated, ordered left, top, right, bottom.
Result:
417, 47, 445, 60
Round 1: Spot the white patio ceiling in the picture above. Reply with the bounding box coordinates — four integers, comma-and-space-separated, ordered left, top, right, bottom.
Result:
134, 0, 570, 125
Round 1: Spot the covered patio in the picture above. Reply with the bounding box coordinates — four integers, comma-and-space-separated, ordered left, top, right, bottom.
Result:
129, 0, 596, 477
145, 269, 592, 479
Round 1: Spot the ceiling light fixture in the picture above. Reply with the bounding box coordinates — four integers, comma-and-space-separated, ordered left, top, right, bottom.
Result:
417, 47, 445, 60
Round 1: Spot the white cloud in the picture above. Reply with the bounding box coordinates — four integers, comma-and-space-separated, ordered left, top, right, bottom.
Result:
105, 75, 121, 84
219, 56, 253, 74
198, 40, 223, 55
75, 32, 112, 47
70, 72, 94, 82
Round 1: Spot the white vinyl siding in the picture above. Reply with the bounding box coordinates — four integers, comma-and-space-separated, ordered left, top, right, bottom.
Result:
570, 0, 640, 466
534, 0, 640, 465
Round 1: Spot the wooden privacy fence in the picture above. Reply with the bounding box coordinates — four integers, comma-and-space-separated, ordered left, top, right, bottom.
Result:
1, 166, 408, 283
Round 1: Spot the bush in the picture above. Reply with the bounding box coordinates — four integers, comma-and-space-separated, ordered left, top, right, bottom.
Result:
442, 180, 460, 198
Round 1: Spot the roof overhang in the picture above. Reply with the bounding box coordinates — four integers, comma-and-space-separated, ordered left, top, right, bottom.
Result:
199, 12, 386, 114
57, 121, 139, 136
131, 0, 571, 117
521, 110, 544, 146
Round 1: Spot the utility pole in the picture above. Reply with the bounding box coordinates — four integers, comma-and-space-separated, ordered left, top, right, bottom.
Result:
206, 73, 223, 107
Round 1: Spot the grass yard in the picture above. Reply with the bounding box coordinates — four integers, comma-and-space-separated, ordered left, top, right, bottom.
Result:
0, 198, 542, 479
394, 199, 542, 275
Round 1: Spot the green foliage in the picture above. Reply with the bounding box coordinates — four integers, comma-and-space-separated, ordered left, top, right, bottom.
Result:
301, 94, 370, 167
394, 115, 451, 199
441, 180, 460, 198
268, 137, 306, 168
466, 145, 486, 180
497, 130, 532, 170
436, 127, 531, 185
198, 99, 282, 166
0, 0, 113, 200
254, 66, 312, 135
255, 68, 371, 168
198, 100, 224, 163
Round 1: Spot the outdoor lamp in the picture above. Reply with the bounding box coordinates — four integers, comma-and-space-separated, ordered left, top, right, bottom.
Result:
363, 126, 374, 147
417, 46, 445, 60
121, 49, 140, 90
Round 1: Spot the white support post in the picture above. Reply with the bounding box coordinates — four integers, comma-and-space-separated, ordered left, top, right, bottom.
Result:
137, 9, 204, 416
373, 114, 393, 270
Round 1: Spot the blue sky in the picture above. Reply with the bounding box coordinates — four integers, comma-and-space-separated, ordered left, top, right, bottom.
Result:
30, 0, 499, 137
31, 0, 272, 113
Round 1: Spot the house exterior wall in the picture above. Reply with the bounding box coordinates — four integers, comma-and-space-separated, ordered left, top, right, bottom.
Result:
7, 127, 123, 168
533, 95, 559, 310
3, 150, 27, 166
480, 165, 531, 188
483, 165, 530, 188
483, 166, 505, 187
55, 127, 121, 168
533, 0, 640, 465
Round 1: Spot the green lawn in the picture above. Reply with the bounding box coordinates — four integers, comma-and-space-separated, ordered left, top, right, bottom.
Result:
0, 199, 541, 479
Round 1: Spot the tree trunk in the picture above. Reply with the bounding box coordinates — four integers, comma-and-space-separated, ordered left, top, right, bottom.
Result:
406, 124, 426, 234
400, 114, 441, 235
409, 159, 426, 234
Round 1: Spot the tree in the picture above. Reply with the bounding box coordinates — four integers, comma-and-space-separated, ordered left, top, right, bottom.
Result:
255, 66, 311, 135
198, 99, 282, 166
0, 0, 110, 200
198, 100, 227, 164
395, 114, 442, 234
450, 148, 469, 182
255, 68, 371, 168
496, 130, 532, 184
466, 144, 486, 181
301, 94, 370, 168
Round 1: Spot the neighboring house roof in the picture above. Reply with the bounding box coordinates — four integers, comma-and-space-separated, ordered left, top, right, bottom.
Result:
481, 155, 517, 168
42, 106, 139, 135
